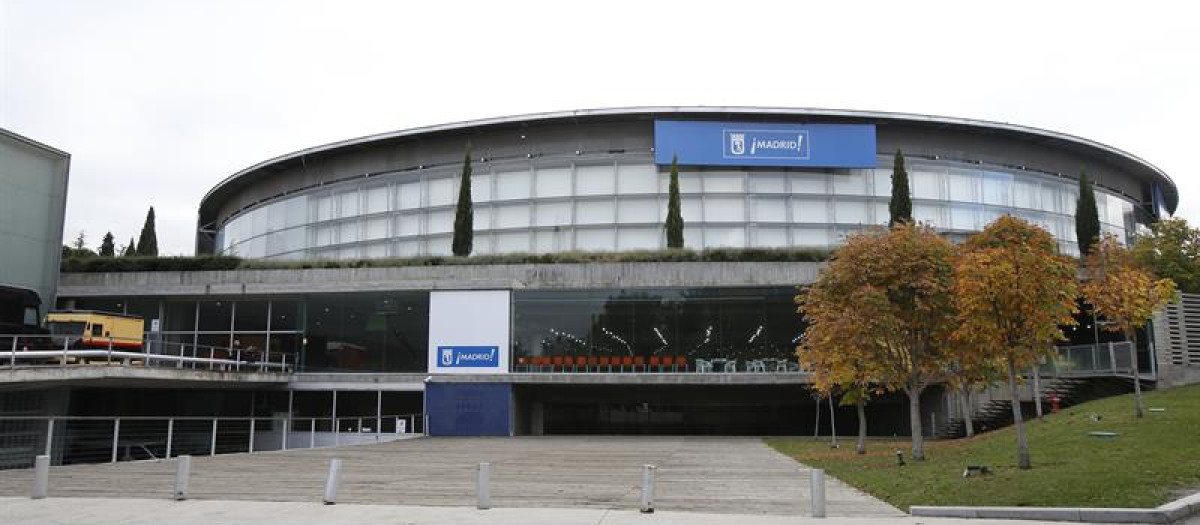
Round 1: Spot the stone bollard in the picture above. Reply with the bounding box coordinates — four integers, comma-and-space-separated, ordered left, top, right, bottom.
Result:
174, 455, 191, 500
810, 469, 826, 518
323, 458, 342, 505
32, 455, 49, 499
477, 462, 491, 510
640, 464, 657, 513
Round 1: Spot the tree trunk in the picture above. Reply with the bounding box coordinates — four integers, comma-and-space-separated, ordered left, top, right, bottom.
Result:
1007, 359, 1031, 469
828, 395, 838, 448
960, 385, 975, 437
906, 387, 925, 461
856, 399, 867, 455
1129, 331, 1145, 418
1032, 366, 1043, 420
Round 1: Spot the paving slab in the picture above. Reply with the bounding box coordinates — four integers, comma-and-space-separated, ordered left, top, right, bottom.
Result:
0, 497, 1115, 525
0, 436, 900, 516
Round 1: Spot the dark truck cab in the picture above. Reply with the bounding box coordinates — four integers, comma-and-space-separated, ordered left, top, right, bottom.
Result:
0, 284, 46, 337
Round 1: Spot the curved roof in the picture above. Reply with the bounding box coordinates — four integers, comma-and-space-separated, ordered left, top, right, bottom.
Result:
200, 106, 1178, 223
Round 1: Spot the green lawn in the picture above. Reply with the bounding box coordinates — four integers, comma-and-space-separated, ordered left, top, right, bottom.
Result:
765, 383, 1200, 510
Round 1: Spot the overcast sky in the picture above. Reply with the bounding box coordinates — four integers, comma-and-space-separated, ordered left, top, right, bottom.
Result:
2, 0, 1197, 255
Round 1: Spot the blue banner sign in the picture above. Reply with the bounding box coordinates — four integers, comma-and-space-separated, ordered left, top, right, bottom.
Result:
654, 120, 877, 168
437, 346, 500, 368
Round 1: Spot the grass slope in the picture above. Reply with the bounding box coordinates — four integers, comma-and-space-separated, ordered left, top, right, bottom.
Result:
766, 383, 1200, 510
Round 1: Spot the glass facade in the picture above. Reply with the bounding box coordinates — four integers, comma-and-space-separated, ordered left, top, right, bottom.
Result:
512, 287, 803, 372
214, 153, 1140, 259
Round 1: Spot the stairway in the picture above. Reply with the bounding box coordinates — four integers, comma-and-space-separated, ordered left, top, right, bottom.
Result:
935, 376, 1148, 439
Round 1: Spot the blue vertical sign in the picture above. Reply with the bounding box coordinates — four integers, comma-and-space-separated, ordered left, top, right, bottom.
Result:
655, 120, 877, 168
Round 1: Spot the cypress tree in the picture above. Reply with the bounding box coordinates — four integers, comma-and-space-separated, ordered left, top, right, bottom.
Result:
451, 148, 474, 256
664, 155, 684, 249
122, 237, 137, 257
98, 232, 116, 256
889, 150, 912, 227
136, 207, 158, 256
1075, 169, 1101, 255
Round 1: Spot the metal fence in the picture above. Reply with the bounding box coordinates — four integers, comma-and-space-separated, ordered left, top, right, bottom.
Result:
1, 334, 291, 373
0, 414, 423, 470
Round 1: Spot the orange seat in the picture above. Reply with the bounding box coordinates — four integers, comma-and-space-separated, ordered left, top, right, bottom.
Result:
598, 356, 610, 366
676, 356, 688, 371
552, 356, 564, 371
661, 356, 674, 366
621, 356, 633, 365
587, 356, 599, 366
633, 356, 645, 371
649, 356, 661, 372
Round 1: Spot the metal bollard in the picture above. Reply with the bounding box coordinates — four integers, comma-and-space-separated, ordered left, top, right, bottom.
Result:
32, 455, 49, 499
810, 469, 826, 518
477, 462, 491, 509
323, 458, 342, 505
640, 464, 656, 513
174, 455, 191, 500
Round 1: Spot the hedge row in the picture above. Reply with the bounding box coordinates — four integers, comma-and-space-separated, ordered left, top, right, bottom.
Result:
61, 248, 831, 273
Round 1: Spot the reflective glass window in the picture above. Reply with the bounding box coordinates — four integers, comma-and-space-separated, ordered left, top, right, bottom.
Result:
427, 210, 453, 234
947, 169, 979, 203
315, 194, 334, 221
495, 170, 531, 200
982, 171, 1013, 206
792, 198, 829, 223
338, 221, 360, 243
250, 207, 268, 237
396, 239, 420, 256
1013, 179, 1039, 209
704, 227, 745, 248
704, 197, 744, 222
834, 200, 867, 224
426, 236, 451, 256
535, 230, 569, 253
832, 171, 867, 196
576, 200, 614, 224
496, 231, 530, 253
267, 201, 287, 232
616, 227, 659, 250
366, 185, 390, 214
914, 203, 942, 226
576, 164, 616, 196
617, 163, 658, 194
680, 197, 703, 222
473, 173, 493, 202
396, 214, 421, 237
703, 171, 744, 193
337, 191, 359, 218
793, 227, 828, 246
912, 170, 941, 199
754, 227, 789, 247
475, 206, 493, 230
950, 204, 978, 230
398, 181, 421, 209
872, 169, 892, 197
365, 217, 389, 239
495, 204, 531, 228
791, 172, 827, 194
535, 167, 572, 198
428, 177, 455, 207
535, 202, 572, 227
364, 243, 388, 259
301, 292, 428, 373
617, 198, 659, 223
749, 173, 787, 194
314, 224, 335, 247
662, 170, 702, 193
750, 198, 787, 223
576, 228, 615, 251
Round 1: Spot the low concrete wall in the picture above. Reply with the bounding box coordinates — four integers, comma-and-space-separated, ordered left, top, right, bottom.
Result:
58, 261, 822, 297
0, 366, 289, 389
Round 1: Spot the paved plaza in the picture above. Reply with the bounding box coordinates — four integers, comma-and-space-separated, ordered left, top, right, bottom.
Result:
0, 436, 900, 516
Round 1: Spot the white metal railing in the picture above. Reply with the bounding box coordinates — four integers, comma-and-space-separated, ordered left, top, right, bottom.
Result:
0, 414, 423, 470
1, 334, 292, 373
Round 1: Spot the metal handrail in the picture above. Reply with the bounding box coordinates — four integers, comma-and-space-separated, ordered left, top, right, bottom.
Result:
1, 334, 291, 372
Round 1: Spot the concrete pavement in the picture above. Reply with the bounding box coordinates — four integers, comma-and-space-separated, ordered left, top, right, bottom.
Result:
0, 497, 1125, 525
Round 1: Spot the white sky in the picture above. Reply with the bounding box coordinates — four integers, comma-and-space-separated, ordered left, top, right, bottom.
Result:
2, 0, 1197, 255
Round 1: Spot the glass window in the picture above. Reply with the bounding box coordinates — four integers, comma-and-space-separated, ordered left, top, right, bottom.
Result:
914, 203, 942, 226
337, 191, 359, 218
267, 201, 287, 232
704, 227, 745, 248
427, 210, 453, 234
1105, 193, 1128, 226
1013, 178, 1039, 209
982, 171, 1013, 206
616, 227, 659, 250
704, 197, 744, 222
912, 170, 941, 199
284, 195, 308, 227
365, 185, 389, 214
754, 227, 788, 247
947, 169, 979, 203
703, 171, 744, 193
576, 200, 613, 225
535, 202, 572, 227
750, 197, 787, 222
873, 202, 889, 225
397, 181, 421, 209
617, 198, 659, 224
266, 228, 305, 255
679, 197, 703, 222
338, 221, 360, 243
535, 229, 569, 253
198, 300, 232, 333
661, 170, 702, 193
832, 171, 867, 196
792, 198, 829, 223
535, 167, 572, 198
249, 207, 267, 237
791, 172, 827, 194
576, 164, 616, 196
365, 243, 388, 259
872, 169, 892, 197
315, 194, 334, 221
616, 163, 657, 194
495, 204, 531, 228
495, 169, 531, 200
473, 173, 493, 202
314, 224, 335, 247
576, 228, 615, 251
834, 200, 867, 224
793, 227, 828, 246
496, 231, 530, 253
396, 239, 420, 257
950, 204, 978, 230
1040, 183, 1064, 213
234, 301, 268, 332
475, 205, 493, 230
365, 217, 389, 239
395, 214, 420, 237
474, 234, 494, 255
749, 173, 787, 194
428, 177, 455, 207
270, 300, 300, 332
426, 236, 452, 256
301, 292, 428, 373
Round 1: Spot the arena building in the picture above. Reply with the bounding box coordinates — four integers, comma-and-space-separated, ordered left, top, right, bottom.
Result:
5, 108, 1191, 463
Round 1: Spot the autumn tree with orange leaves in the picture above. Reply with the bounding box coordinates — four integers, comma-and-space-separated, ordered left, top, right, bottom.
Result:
1081, 234, 1177, 418
798, 222, 957, 461
954, 216, 1079, 470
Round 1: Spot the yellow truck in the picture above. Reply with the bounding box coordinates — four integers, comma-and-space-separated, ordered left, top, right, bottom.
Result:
45, 310, 144, 349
